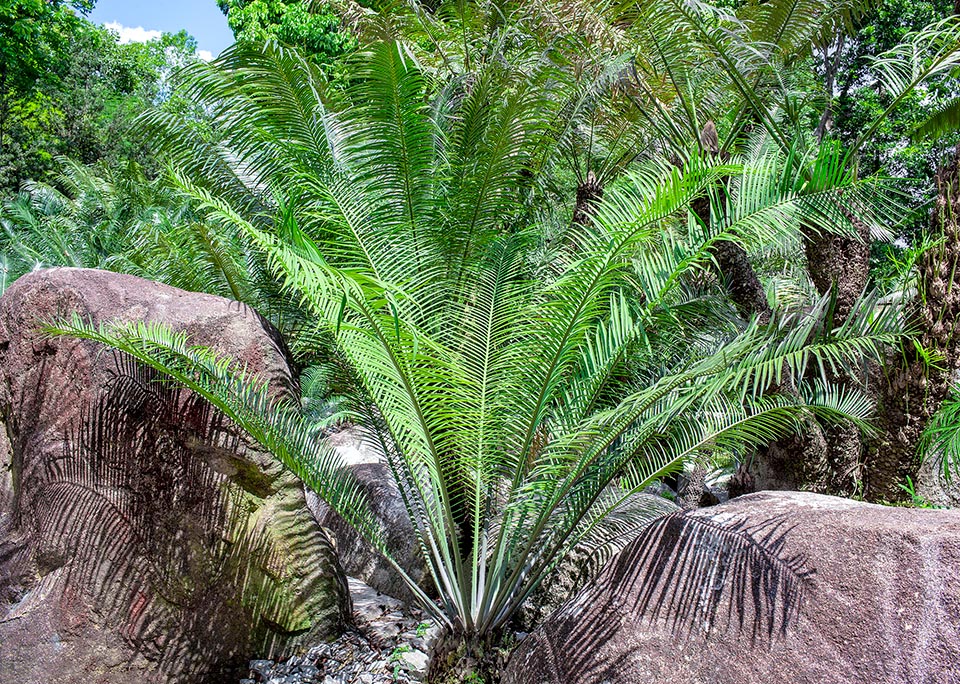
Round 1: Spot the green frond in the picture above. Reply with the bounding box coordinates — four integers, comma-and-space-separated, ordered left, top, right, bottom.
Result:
40, 21, 921, 646
913, 97, 960, 141
45, 315, 448, 625
919, 386, 960, 482
854, 16, 960, 156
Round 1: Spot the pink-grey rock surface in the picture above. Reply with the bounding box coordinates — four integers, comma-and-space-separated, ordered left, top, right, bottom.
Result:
0, 268, 350, 684
504, 491, 960, 684
308, 456, 434, 606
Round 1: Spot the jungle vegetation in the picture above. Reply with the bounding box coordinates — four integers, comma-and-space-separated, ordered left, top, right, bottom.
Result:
3, 0, 960, 679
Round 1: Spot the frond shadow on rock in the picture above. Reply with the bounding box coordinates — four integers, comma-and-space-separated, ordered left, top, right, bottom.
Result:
548, 511, 812, 682
29, 351, 311, 682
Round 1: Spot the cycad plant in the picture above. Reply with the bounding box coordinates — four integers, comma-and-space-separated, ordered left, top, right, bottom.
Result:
610, 0, 960, 499
0, 156, 307, 331
0, 158, 142, 291
49, 38, 908, 680
0, 157, 251, 300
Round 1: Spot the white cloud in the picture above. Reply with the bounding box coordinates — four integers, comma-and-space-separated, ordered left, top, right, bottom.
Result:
198, 50, 214, 62
104, 21, 162, 44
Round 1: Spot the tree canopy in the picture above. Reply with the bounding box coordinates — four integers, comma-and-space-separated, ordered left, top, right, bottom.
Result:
217, 0, 356, 67
0, 1, 202, 192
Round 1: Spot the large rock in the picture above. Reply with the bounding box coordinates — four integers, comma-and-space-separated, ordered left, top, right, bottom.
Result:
515, 492, 677, 631
915, 451, 960, 509
0, 269, 351, 684
504, 491, 960, 684
308, 450, 433, 604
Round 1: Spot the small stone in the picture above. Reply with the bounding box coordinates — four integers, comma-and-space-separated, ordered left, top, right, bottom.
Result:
238, 580, 438, 684
368, 621, 403, 641
400, 648, 429, 673
250, 659, 274, 677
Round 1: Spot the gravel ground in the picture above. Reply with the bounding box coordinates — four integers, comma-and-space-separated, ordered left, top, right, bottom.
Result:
241, 578, 440, 684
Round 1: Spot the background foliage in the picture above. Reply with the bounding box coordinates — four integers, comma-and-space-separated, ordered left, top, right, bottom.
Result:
0, 1, 204, 193
217, 0, 356, 68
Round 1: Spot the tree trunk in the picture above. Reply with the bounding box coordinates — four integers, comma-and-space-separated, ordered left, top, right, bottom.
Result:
572, 170, 603, 228
426, 626, 506, 683
803, 219, 872, 323
788, 212, 875, 496
692, 123, 832, 495
710, 240, 772, 324
693, 123, 772, 323
865, 145, 960, 501
676, 464, 713, 509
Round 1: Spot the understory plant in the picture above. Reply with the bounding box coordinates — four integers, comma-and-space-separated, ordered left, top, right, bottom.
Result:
919, 387, 960, 483
48, 34, 910, 681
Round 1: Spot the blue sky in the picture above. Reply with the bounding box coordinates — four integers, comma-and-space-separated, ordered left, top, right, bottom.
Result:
89, 0, 234, 59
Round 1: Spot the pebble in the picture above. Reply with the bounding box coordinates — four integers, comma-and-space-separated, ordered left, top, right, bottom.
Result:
242, 577, 438, 684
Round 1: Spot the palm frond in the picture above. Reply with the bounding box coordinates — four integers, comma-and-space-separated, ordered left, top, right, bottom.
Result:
45, 315, 447, 624
913, 97, 960, 141
855, 17, 960, 156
